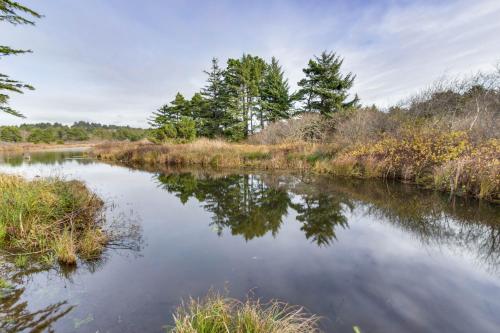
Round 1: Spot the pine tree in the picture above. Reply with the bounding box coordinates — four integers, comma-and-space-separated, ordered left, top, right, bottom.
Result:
260, 57, 293, 123
149, 92, 187, 128
297, 51, 359, 116
224, 54, 266, 138
201, 58, 227, 137
188, 92, 210, 137
1, 0, 42, 117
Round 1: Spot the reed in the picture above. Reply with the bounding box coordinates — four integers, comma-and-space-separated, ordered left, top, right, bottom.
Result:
169, 292, 321, 333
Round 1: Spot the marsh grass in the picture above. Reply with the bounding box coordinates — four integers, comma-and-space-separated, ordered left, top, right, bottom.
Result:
0, 173, 106, 265
91, 135, 499, 202
169, 292, 321, 333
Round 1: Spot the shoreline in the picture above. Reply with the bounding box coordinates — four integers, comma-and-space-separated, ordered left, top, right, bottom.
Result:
0, 141, 102, 153
90, 140, 499, 203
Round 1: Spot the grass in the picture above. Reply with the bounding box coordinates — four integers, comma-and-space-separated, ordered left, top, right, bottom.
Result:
91, 135, 499, 202
91, 139, 328, 171
0, 141, 97, 153
0, 278, 11, 289
169, 292, 321, 333
0, 173, 107, 265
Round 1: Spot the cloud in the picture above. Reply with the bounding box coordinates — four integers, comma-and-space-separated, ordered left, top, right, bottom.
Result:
1, 0, 499, 126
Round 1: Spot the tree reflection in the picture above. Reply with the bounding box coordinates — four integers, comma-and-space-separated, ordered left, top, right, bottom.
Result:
155, 173, 351, 245
0, 286, 74, 333
292, 193, 351, 246
154, 171, 500, 271
157, 173, 291, 240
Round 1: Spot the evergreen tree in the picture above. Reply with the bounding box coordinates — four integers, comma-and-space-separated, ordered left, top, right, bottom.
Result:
1, 1, 41, 117
188, 92, 210, 136
297, 51, 359, 116
260, 57, 293, 123
225, 54, 266, 138
201, 58, 227, 137
149, 92, 188, 128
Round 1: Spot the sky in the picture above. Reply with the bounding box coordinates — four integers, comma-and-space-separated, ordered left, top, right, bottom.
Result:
1, 0, 500, 127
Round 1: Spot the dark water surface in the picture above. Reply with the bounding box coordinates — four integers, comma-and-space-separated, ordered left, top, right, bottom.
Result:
1, 150, 499, 332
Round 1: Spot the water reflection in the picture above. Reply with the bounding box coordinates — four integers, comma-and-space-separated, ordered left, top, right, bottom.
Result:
0, 286, 74, 333
0, 149, 94, 167
155, 172, 500, 267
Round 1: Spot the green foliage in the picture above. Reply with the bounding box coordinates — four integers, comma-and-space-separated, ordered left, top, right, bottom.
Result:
297, 51, 359, 115
261, 57, 294, 122
176, 117, 196, 141
1, 0, 42, 117
2, 122, 147, 144
152, 123, 177, 142
0, 126, 22, 142
27, 128, 55, 143
151, 52, 359, 140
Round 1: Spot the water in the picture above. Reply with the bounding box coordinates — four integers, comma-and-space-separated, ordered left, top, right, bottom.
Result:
1, 149, 499, 333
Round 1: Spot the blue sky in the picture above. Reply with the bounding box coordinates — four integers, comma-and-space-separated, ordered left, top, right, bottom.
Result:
1, 0, 500, 127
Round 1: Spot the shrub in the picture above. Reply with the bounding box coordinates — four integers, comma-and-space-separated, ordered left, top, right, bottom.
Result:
27, 128, 55, 144
176, 117, 197, 142
0, 126, 22, 142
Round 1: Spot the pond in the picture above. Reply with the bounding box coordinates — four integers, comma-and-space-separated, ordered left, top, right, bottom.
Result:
1, 149, 499, 332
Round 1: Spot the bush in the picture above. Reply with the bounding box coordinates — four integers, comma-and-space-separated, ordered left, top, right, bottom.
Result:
248, 113, 335, 144
27, 128, 56, 144
0, 126, 22, 142
65, 127, 90, 141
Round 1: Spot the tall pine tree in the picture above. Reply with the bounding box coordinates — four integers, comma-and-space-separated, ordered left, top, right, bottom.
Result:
200, 58, 227, 137
1, 0, 42, 117
260, 57, 293, 123
297, 51, 358, 116
225, 54, 266, 138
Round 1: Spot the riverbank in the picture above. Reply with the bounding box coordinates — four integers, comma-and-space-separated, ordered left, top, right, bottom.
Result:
0, 141, 99, 153
91, 135, 499, 202
0, 173, 107, 265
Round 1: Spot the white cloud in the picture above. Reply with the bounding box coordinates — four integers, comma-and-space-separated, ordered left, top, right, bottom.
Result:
1, 0, 499, 126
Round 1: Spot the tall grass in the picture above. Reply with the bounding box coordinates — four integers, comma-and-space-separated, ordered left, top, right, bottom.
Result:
169, 292, 321, 333
91, 134, 498, 202
0, 173, 107, 265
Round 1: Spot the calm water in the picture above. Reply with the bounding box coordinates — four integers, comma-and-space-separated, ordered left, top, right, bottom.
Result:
1, 150, 499, 333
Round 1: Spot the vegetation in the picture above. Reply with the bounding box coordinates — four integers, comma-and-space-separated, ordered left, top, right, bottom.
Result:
0, 173, 107, 265
169, 292, 320, 333
149, 51, 356, 142
0, 0, 41, 117
0, 121, 147, 144
92, 66, 499, 202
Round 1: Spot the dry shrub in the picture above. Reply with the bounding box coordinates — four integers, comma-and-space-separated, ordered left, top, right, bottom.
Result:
248, 113, 335, 145
334, 106, 397, 146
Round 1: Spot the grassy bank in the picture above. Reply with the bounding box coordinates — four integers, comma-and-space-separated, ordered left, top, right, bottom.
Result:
169, 292, 320, 333
91, 133, 499, 202
0, 141, 98, 153
0, 174, 107, 265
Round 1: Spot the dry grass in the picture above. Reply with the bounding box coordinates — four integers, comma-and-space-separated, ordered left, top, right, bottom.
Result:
91, 136, 499, 202
91, 139, 332, 171
169, 292, 321, 333
0, 142, 98, 153
0, 173, 107, 265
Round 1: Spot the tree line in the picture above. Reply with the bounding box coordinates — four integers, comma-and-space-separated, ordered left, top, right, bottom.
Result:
149, 51, 359, 141
0, 122, 147, 143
